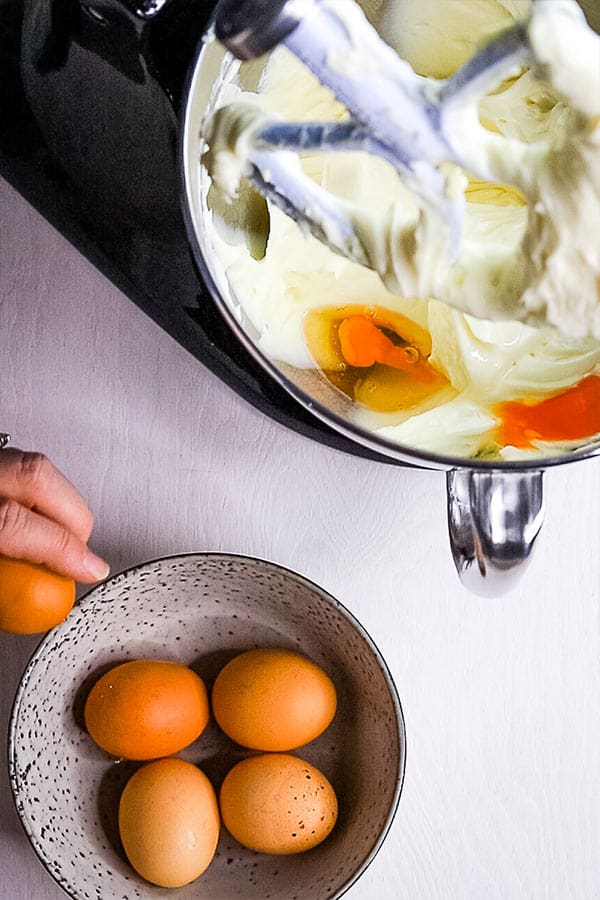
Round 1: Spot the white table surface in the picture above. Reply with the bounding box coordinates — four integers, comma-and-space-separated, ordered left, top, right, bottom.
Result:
1, 176, 599, 900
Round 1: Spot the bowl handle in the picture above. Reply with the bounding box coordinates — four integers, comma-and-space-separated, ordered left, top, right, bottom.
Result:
446, 468, 545, 596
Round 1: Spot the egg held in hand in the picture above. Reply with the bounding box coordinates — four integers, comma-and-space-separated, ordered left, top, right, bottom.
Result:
119, 758, 220, 888
211, 648, 337, 750
84, 659, 209, 759
0, 557, 75, 634
220, 753, 338, 854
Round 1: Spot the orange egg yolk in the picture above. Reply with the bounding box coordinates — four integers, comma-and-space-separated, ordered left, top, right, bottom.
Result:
338, 315, 430, 379
496, 374, 600, 448
303, 305, 449, 413
305, 305, 600, 448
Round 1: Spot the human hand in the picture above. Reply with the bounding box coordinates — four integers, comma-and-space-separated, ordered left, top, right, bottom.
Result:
0, 446, 109, 583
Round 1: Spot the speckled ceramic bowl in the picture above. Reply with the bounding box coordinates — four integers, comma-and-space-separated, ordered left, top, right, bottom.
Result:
9, 553, 405, 900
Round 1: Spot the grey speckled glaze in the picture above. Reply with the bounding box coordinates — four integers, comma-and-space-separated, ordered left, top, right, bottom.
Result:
8, 553, 406, 900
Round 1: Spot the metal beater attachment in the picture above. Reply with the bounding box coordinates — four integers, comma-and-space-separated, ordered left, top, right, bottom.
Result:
211, 0, 534, 264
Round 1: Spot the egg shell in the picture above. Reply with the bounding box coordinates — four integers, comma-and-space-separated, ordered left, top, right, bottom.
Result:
84, 659, 209, 759
219, 753, 338, 854
0, 557, 75, 634
211, 649, 337, 750
119, 757, 220, 888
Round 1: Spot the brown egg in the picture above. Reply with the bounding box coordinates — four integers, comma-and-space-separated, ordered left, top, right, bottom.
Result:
84, 659, 209, 760
211, 649, 337, 750
0, 557, 75, 634
219, 753, 338, 854
119, 758, 220, 888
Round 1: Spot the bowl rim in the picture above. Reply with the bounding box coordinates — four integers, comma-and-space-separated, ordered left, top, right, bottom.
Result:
8, 550, 407, 900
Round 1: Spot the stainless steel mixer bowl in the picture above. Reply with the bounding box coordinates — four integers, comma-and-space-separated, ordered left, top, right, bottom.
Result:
181, 0, 600, 596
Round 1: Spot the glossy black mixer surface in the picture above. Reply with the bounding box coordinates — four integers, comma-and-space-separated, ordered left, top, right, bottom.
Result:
0, 0, 397, 465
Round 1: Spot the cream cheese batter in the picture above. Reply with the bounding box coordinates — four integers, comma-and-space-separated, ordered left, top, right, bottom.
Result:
203, 0, 599, 338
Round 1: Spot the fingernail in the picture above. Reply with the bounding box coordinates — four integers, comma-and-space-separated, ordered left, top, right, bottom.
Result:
84, 552, 110, 581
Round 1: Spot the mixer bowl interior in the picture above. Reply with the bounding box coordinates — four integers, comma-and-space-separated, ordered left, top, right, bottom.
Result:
181, 0, 600, 473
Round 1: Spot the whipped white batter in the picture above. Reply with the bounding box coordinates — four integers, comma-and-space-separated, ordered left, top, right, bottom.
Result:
199, 0, 600, 460
203, 0, 599, 338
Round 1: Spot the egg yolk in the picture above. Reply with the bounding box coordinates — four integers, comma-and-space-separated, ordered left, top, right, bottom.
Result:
338, 315, 427, 376
496, 374, 600, 448
304, 304, 449, 412
305, 305, 600, 449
